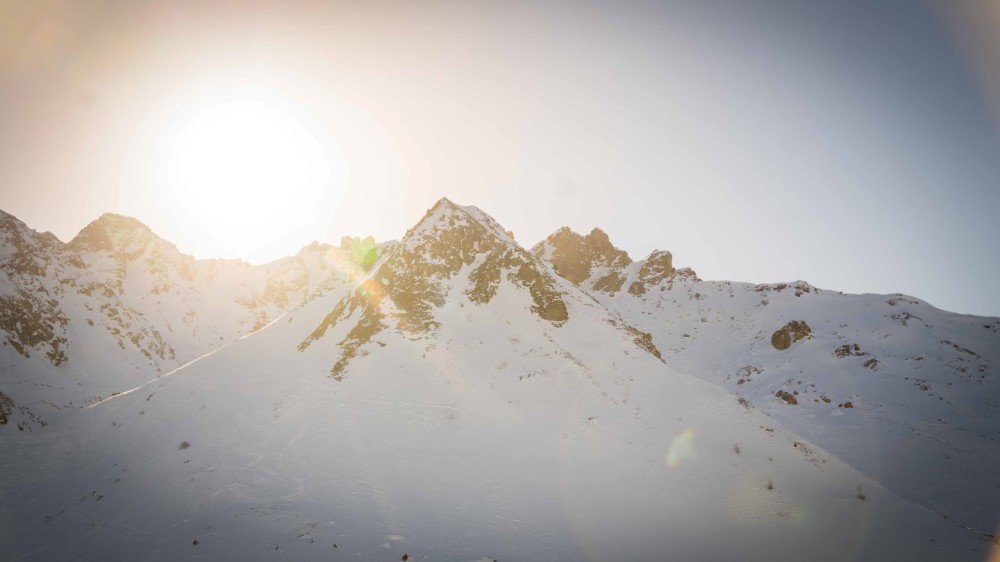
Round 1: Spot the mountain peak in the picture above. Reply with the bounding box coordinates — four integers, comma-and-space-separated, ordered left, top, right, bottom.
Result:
423, 196, 473, 220
300, 200, 569, 378
68, 213, 166, 255
432, 196, 457, 209
0, 209, 62, 245
0, 209, 65, 279
626, 250, 676, 295
0, 209, 37, 239
95, 212, 146, 228
532, 226, 631, 288
587, 227, 610, 242
403, 198, 514, 250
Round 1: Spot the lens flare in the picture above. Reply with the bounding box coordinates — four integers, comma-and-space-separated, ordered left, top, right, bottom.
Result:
666, 428, 695, 467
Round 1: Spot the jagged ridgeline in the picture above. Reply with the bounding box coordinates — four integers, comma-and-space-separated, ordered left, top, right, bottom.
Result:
533, 226, 632, 292
299, 198, 576, 379
531, 226, 698, 296
0, 210, 384, 369
0, 209, 384, 430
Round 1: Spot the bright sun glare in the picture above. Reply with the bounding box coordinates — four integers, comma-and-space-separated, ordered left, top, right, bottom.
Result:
159, 99, 333, 259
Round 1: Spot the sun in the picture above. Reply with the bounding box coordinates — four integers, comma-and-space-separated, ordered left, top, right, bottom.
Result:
158, 99, 335, 259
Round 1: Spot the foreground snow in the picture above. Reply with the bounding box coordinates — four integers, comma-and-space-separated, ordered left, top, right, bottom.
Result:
2, 282, 989, 560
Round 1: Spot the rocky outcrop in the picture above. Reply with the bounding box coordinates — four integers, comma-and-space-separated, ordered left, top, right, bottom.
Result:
627, 250, 676, 295
834, 343, 867, 357
534, 227, 699, 298
771, 321, 812, 350
0, 390, 13, 426
775, 390, 798, 405
531, 226, 632, 294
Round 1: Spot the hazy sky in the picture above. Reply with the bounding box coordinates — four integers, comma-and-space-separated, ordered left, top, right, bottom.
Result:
1, 0, 998, 316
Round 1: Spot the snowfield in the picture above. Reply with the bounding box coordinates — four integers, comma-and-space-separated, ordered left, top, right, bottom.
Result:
534, 226, 1000, 537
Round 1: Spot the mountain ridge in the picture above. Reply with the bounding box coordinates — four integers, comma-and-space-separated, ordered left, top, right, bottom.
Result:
0, 207, 381, 430
2, 200, 999, 552
533, 223, 1000, 532
2, 197, 994, 560
297, 198, 665, 380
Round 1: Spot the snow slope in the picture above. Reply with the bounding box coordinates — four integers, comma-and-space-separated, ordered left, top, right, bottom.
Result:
0, 210, 375, 432
534, 226, 1000, 535
1, 200, 994, 560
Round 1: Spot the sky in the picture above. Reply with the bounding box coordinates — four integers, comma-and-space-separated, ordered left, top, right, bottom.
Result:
0, 0, 998, 316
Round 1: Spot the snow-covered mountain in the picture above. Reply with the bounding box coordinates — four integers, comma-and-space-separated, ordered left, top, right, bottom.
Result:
534, 226, 1000, 535
1, 200, 998, 560
0, 210, 377, 431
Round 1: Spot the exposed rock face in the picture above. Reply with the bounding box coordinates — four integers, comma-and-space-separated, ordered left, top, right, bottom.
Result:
533, 227, 697, 299
0, 390, 13, 426
627, 250, 676, 295
608, 318, 663, 361
775, 389, 798, 405
755, 281, 815, 297
531, 227, 632, 295
771, 321, 812, 350
301, 198, 572, 379
0, 288, 69, 364
834, 343, 867, 357
0, 211, 65, 277
0, 211, 74, 365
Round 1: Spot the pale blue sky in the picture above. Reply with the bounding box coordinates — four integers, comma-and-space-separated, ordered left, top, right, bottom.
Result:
1, 1, 998, 316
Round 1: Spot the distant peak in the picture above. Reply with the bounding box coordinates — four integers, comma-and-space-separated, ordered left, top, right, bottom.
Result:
586, 227, 611, 244
430, 197, 459, 212
0, 209, 44, 232
296, 240, 335, 256
69, 213, 164, 254
404, 197, 514, 249
534, 225, 631, 287
0, 209, 28, 231
645, 249, 673, 261
544, 226, 613, 246
79, 213, 150, 234
542, 225, 629, 262
0, 208, 64, 250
